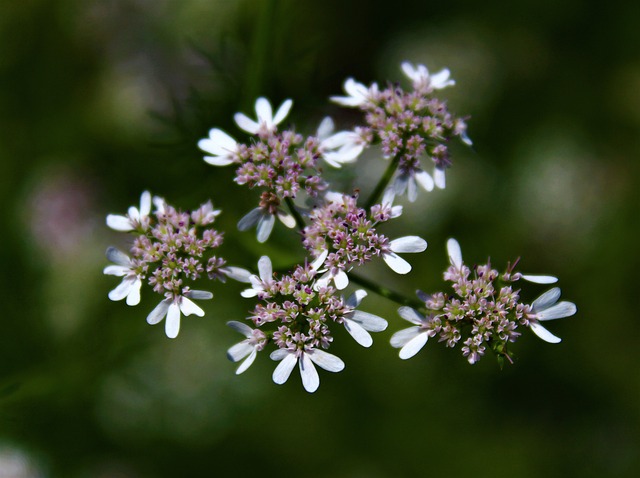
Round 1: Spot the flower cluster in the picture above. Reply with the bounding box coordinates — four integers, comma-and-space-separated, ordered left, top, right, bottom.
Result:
302, 191, 426, 289
104, 192, 250, 338
391, 239, 577, 365
227, 256, 387, 392
104, 61, 577, 393
331, 62, 470, 199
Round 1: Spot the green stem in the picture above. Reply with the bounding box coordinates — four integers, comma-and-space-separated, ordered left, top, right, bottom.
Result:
348, 272, 424, 309
364, 155, 401, 209
284, 197, 306, 231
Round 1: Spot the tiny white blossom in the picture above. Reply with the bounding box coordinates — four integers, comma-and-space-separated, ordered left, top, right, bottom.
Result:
382, 236, 428, 274
241, 256, 275, 298
401, 61, 455, 91
270, 348, 345, 393
104, 247, 142, 306
226, 321, 267, 374
234, 97, 293, 135
342, 290, 388, 347
527, 288, 577, 343
390, 306, 435, 359
330, 78, 379, 107
198, 128, 239, 166
106, 191, 152, 232
146, 290, 213, 339
320, 129, 366, 168
393, 168, 435, 201
237, 207, 295, 243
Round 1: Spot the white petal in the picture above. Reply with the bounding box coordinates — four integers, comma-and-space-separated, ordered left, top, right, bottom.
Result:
236, 349, 257, 375
334, 270, 349, 290
223, 267, 253, 283
234, 113, 260, 134
203, 155, 235, 166
397, 306, 425, 325
317, 116, 334, 139
447, 238, 463, 269
300, 353, 320, 393
530, 322, 561, 343
108, 277, 135, 301
407, 177, 418, 202
434, 168, 446, 189
383, 252, 412, 274
257, 214, 275, 243
390, 326, 422, 348
258, 256, 273, 282
272, 353, 297, 384
179, 297, 205, 317
390, 236, 427, 253
401, 61, 417, 80
270, 349, 290, 361
273, 99, 293, 125
147, 299, 170, 325
537, 301, 577, 321
431, 69, 455, 89
227, 321, 254, 337
165, 303, 181, 338
125, 278, 142, 306
345, 289, 367, 308
310, 249, 328, 271
399, 332, 429, 359
307, 349, 345, 372
415, 170, 435, 192
277, 211, 297, 229
381, 188, 395, 207
103, 265, 129, 276
343, 318, 373, 347
139, 191, 151, 217
521, 274, 558, 284
532, 288, 561, 312
106, 214, 133, 231
240, 288, 258, 298
237, 208, 262, 231
227, 341, 254, 362
349, 310, 388, 332
255, 97, 273, 124
105, 247, 132, 267
199, 128, 237, 154
187, 290, 213, 300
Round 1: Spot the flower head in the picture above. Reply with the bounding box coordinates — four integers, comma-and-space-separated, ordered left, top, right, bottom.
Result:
103, 247, 143, 306
146, 290, 213, 339
226, 321, 267, 374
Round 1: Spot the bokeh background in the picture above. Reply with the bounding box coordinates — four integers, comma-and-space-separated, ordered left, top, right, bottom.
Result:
1, 0, 639, 476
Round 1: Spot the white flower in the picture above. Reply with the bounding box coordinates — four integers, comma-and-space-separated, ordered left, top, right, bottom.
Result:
390, 307, 434, 359
103, 247, 142, 306
330, 78, 379, 107
146, 290, 213, 339
241, 256, 275, 298
234, 97, 293, 135
527, 288, 577, 343
226, 321, 267, 374
393, 168, 435, 201
447, 237, 463, 270
270, 348, 345, 393
106, 191, 152, 232
317, 118, 366, 168
198, 128, 239, 166
237, 207, 296, 243
342, 290, 388, 347
382, 236, 428, 274
401, 61, 455, 91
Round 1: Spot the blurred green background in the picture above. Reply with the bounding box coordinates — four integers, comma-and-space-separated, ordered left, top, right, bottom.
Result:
1, 0, 639, 476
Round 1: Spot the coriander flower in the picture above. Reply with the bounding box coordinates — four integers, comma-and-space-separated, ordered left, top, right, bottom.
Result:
317, 118, 366, 168
401, 61, 455, 91
330, 78, 379, 107
237, 206, 296, 243
342, 290, 388, 347
241, 255, 276, 298
526, 288, 577, 343
271, 348, 345, 393
146, 290, 213, 339
104, 247, 143, 306
198, 128, 239, 166
234, 97, 293, 136
390, 306, 435, 359
382, 236, 428, 274
106, 190, 152, 232
393, 168, 435, 202
226, 321, 267, 374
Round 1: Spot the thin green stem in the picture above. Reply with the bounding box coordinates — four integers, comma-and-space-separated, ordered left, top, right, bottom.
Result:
348, 272, 424, 309
284, 197, 306, 231
364, 155, 401, 209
